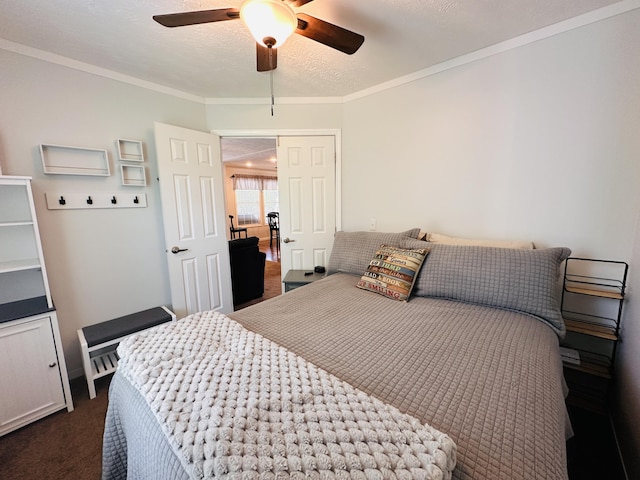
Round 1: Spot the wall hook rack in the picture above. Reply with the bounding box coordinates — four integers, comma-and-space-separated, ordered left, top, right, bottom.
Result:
45, 192, 148, 210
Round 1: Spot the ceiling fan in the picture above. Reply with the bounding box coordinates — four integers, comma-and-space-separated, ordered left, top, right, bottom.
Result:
153, 0, 365, 72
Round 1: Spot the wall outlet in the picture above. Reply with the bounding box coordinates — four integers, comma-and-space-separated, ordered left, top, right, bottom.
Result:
369, 217, 377, 231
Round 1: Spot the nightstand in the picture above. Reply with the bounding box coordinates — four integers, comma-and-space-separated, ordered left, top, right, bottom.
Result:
283, 269, 326, 292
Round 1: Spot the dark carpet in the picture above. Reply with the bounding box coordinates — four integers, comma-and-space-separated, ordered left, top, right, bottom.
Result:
0, 376, 111, 480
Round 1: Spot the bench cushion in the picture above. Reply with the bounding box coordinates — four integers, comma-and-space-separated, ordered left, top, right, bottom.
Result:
81, 307, 174, 348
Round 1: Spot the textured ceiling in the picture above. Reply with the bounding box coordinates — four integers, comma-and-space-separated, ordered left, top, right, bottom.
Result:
0, 0, 626, 99
221, 137, 277, 170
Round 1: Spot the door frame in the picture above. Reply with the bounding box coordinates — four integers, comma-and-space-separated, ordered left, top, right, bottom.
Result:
213, 128, 343, 232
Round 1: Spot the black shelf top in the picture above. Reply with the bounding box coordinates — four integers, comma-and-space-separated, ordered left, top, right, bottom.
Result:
0, 296, 54, 324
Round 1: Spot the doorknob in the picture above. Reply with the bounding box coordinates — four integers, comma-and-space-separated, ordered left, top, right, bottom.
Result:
282, 237, 295, 243
170, 246, 189, 254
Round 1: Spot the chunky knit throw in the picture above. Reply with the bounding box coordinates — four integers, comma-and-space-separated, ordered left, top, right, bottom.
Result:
117, 311, 456, 480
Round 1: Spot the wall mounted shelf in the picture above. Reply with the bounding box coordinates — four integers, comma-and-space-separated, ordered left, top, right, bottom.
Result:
40, 144, 110, 176
0, 258, 41, 274
116, 138, 144, 162
45, 192, 147, 210
120, 164, 147, 186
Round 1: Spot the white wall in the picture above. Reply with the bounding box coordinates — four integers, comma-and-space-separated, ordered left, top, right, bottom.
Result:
0, 50, 208, 377
341, 9, 640, 475
615, 209, 640, 480
342, 13, 640, 256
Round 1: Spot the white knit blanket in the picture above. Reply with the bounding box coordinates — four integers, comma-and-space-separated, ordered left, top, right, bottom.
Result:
116, 311, 456, 480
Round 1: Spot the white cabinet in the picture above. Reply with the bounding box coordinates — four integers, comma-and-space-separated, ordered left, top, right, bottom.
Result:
0, 176, 73, 435
0, 313, 71, 435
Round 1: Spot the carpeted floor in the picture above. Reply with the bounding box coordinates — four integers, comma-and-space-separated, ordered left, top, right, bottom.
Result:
0, 375, 111, 480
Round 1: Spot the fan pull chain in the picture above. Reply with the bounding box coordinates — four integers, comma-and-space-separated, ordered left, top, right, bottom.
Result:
270, 70, 274, 116
269, 46, 275, 116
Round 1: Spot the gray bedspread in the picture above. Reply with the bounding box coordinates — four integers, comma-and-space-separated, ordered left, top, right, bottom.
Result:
103, 273, 569, 480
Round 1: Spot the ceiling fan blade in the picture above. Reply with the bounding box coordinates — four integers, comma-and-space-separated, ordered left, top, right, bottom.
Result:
295, 13, 364, 55
286, 0, 315, 7
153, 8, 239, 28
257, 44, 278, 72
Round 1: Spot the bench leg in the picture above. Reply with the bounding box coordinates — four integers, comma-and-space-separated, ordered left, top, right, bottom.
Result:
78, 329, 97, 399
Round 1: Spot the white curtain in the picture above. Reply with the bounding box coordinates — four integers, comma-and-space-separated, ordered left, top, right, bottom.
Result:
262, 177, 278, 190
232, 175, 277, 190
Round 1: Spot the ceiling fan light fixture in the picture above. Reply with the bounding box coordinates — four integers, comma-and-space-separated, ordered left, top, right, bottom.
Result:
240, 0, 297, 48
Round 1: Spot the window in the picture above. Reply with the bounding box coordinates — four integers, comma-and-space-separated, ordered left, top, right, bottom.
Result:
233, 175, 278, 226
264, 191, 279, 216
235, 189, 261, 226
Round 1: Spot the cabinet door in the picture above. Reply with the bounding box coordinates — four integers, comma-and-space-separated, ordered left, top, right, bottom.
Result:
0, 316, 66, 435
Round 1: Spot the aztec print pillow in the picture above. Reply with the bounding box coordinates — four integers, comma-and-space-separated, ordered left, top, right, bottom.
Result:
356, 244, 429, 302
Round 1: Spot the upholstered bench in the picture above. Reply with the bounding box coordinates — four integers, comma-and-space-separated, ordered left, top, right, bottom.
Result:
77, 306, 176, 399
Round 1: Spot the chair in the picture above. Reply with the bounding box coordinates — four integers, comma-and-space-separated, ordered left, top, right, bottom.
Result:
267, 212, 280, 248
229, 215, 248, 239
228, 237, 266, 306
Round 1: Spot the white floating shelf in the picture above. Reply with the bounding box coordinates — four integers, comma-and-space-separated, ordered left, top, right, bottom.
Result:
117, 138, 144, 162
40, 144, 110, 176
0, 259, 41, 274
120, 164, 147, 186
45, 192, 147, 210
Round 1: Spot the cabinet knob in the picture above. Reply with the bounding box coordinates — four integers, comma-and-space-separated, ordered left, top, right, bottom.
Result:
49, 362, 57, 368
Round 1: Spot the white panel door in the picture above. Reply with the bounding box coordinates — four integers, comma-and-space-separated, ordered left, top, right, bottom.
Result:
277, 136, 336, 282
155, 122, 233, 319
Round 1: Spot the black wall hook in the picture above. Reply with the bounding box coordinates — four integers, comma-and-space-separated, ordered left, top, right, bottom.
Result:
133, 196, 139, 204
111, 196, 117, 204
86, 196, 93, 205
59, 196, 66, 205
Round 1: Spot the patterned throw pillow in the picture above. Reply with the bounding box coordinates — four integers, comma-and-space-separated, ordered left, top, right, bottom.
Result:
356, 245, 429, 301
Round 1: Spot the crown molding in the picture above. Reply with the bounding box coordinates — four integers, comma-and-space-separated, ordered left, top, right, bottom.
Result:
2, 0, 638, 106
0, 38, 204, 103
343, 0, 640, 103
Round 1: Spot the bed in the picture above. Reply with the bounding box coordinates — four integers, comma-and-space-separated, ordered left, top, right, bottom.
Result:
102, 230, 572, 480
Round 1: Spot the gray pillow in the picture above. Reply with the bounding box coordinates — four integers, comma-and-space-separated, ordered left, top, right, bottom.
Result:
402, 239, 570, 337
327, 228, 421, 275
